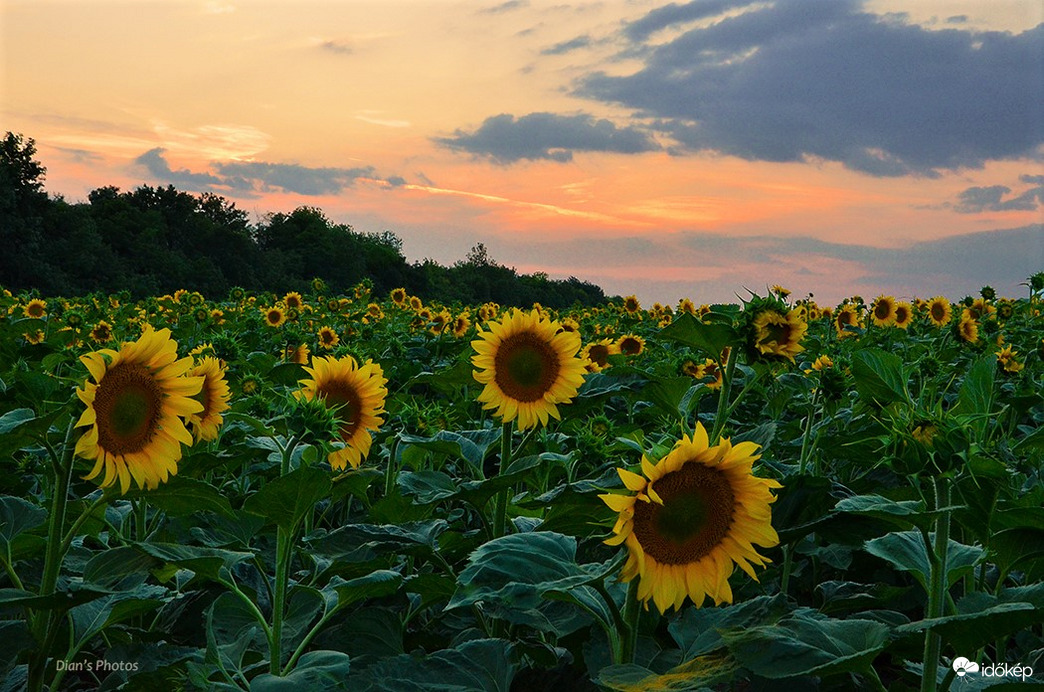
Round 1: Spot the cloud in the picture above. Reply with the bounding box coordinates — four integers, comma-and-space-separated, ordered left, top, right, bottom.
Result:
319, 39, 353, 55
434, 112, 660, 163
134, 149, 404, 196
135, 148, 224, 189
575, 0, 1044, 176
480, 0, 528, 14
541, 35, 592, 55
953, 175, 1044, 213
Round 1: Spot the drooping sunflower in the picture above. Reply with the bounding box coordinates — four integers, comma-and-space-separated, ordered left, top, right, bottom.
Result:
926, 296, 951, 326
871, 296, 897, 326
600, 423, 781, 614
187, 356, 231, 442
617, 334, 646, 356
893, 301, 914, 329
452, 313, 471, 338
23, 298, 47, 319
958, 314, 979, 343
582, 338, 620, 373
317, 326, 340, 350
263, 306, 286, 328
297, 355, 388, 470
750, 308, 807, 362
471, 308, 586, 430
75, 327, 204, 494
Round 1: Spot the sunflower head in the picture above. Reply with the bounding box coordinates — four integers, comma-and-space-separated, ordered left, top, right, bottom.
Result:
263, 306, 286, 328
600, 423, 781, 614
390, 287, 408, 305
618, 334, 646, 356
317, 326, 340, 350
297, 355, 388, 470
623, 295, 641, 315
745, 297, 807, 363
187, 356, 231, 442
471, 308, 587, 430
75, 327, 204, 494
893, 301, 914, 329
926, 296, 951, 326
23, 298, 47, 319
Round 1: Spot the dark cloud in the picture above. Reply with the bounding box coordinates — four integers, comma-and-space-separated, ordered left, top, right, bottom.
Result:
55, 146, 103, 164
480, 0, 528, 14
434, 112, 660, 163
135, 148, 224, 189
319, 40, 352, 55
134, 149, 402, 196
541, 35, 592, 55
953, 176, 1044, 213
575, 0, 1044, 176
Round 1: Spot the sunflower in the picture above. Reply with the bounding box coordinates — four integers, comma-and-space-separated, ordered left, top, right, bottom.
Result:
926, 296, 951, 326
23, 298, 47, 319
24, 329, 45, 345
751, 309, 807, 361
452, 313, 471, 338
678, 298, 697, 316
281, 292, 301, 310
995, 346, 1025, 374
623, 295, 641, 315
409, 296, 424, 311
834, 304, 863, 338
187, 356, 231, 442
90, 321, 113, 344
618, 334, 646, 356
317, 326, 340, 350
893, 301, 914, 329
297, 355, 388, 470
471, 308, 586, 430
75, 327, 204, 494
286, 343, 310, 365
871, 296, 897, 326
582, 338, 620, 373
600, 423, 781, 614
958, 314, 979, 343
263, 306, 286, 328
390, 287, 408, 306
558, 317, 580, 334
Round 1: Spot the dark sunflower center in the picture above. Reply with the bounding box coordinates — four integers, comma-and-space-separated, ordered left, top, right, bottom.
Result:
631, 462, 736, 565
93, 363, 163, 455
760, 319, 791, 345
620, 337, 640, 355
875, 302, 891, 320
494, 331, 560, 403
895, 306, 910, 323
588, 344, 611, 366
318, 380, 363, 439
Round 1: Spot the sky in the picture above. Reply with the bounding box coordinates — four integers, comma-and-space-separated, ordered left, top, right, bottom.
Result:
2, 0, 1042, 305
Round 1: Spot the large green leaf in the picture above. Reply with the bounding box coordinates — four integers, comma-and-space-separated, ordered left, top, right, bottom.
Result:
243, 466, 331, 532
897, 589, 1044, 654
668, 595, 791, 659
123, 476, 234, 519
952, 355, 996, 419
0, 496, 47, 556
399, 429, 501, 473
131, 542, 253, 582
323, 570, 403, 612
657, 312, 737, 359
343, 638, 517, 692
0, 409, 34, 435
721, 610, 890, 679
596, 656, 741, 691
850, 349, 908, 407
864, 531, 984, 592
305, 521, 447, 563
250, 650, 353, 691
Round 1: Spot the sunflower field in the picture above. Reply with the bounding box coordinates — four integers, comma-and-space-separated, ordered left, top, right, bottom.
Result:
1, 276, 1043, 691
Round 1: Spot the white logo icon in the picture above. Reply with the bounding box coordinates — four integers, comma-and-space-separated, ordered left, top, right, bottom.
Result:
953, 657, 980, 677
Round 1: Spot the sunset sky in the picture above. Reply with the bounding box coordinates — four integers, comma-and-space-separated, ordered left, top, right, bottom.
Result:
2, 0, 1042, 305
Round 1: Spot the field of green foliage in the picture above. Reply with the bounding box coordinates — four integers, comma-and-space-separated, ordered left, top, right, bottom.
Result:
1, 275, 1042, 691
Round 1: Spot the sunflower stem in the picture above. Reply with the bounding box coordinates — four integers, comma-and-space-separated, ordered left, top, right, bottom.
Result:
798, 386, 820, 475
620, 579, 641, 665
493, 421, 514, 538
921, 477, 950, 692
270, 436, 298, 676
29, 419, 76, 692
709, 346, 740, 444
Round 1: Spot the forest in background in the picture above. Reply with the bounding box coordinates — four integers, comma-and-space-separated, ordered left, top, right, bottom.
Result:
0, 133, 608, 308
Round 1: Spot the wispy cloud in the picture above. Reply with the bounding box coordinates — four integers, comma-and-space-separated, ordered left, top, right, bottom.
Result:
953, 175, 1044, 213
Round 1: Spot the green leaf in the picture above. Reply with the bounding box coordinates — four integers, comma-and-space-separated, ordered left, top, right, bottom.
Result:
448, 532, 606, 612
243, 466, 331, 532
721, 610, 890, 679
952, 355, 996, 418
596, 656, 742, 691
833, 494, 948, 531
577, 372, 646, 398
324, 570, 403, 612
0, 409, 34, 435
399, 428, 500, 473
131, 542, 253, 582
897, 594, 1044, 654
850, 349, 908, 407
657, 312, 737, 359
669, 595, 792, 659
123, 476, 234, 519
250, 651, 352, 691
267, 362, 306, 386
305, 521, 447, 563
864, 531, 984, 592
0, 496, 47, 555
344, 638, 516, 692
641, 376, 699, 419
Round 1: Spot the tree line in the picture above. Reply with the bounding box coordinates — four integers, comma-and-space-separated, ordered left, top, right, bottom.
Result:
0, 133, 608, 308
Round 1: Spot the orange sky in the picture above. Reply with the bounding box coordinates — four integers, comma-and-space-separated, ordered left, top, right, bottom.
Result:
2, 0, 1042, 304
